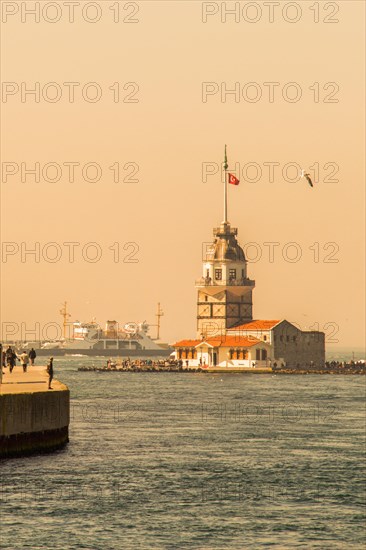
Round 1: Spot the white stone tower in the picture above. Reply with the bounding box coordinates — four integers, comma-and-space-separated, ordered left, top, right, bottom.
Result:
196, 147, 255, 337
196, 220, 255, 337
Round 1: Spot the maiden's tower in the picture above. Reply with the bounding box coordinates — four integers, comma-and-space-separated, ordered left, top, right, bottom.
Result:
172, 148, 325, 369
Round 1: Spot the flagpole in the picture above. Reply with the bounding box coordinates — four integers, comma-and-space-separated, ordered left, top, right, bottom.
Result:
224, 145, 228, 223
224, 169, 227, 223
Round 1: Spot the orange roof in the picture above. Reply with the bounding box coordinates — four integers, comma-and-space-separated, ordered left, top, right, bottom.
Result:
229, 320, 281, 331
172, 336, 262, 348
201, 336, 262, 348
172, 339, 201, 347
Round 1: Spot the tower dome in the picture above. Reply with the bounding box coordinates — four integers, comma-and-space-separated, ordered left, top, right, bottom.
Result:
206, 221, 246, 262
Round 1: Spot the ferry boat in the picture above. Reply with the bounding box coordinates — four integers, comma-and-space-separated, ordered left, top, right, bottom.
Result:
18, 320, 172, 357
13, 303, 172, 357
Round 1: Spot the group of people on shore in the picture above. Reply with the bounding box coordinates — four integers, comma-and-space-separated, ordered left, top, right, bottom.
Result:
0, 346, 54, 389
1, 346, 37, 373
106, 358, 183, 369
78, 358, 191, 373
325, 360, 365, 368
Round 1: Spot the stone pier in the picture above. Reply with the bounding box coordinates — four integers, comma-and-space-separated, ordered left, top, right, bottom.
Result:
0, 366, 70, 458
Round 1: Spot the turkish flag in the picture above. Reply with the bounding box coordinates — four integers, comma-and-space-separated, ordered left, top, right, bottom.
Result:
228, 173, 240, 185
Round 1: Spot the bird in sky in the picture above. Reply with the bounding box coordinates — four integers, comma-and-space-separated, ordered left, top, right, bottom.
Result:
300, 169, 314, 188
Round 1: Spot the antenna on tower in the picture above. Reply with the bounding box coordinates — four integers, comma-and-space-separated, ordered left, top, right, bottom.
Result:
59, 301, 71, 340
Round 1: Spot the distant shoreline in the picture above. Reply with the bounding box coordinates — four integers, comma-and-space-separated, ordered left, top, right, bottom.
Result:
274, 368, 365, 376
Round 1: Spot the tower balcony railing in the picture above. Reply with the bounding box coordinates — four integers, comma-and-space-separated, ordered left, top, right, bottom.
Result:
195, 277, 255, 287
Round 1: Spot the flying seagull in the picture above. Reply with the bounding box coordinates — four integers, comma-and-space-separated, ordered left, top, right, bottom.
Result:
301, 169, 313, 188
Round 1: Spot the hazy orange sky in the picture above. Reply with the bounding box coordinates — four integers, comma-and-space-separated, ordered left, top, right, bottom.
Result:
0, 1, 365, 349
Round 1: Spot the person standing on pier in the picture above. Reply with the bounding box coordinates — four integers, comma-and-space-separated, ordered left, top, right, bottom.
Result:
47, 357, 54, 389
29, 348, 37, 366
5, 345, 12, 368
18, 351, 29, 373
6, 346, 17, 373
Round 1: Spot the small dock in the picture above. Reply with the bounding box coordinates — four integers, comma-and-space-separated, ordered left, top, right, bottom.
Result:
0, 365, 66, 393
0, 366, 70, 458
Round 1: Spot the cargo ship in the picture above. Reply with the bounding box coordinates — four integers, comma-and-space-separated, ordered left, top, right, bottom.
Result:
11, 303, 173, 357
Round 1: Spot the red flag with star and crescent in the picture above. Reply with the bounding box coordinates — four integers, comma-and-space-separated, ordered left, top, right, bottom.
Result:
228, 173, 240, 185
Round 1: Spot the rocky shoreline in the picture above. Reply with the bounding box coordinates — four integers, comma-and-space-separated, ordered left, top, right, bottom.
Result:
78, 360, 366, 375
274, 366, 366, 375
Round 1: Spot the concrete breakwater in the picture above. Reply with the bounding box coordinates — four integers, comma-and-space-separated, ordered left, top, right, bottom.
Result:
0, 366, 70, 459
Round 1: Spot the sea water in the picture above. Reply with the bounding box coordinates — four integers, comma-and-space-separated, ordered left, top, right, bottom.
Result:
1, 357, 365, 549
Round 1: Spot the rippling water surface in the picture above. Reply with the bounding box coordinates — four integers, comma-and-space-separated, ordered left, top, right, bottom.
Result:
1, 357, 365, 549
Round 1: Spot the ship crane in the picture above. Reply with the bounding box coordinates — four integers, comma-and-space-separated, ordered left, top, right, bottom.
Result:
151, 303, 164, 340
59, 301, 71, 340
